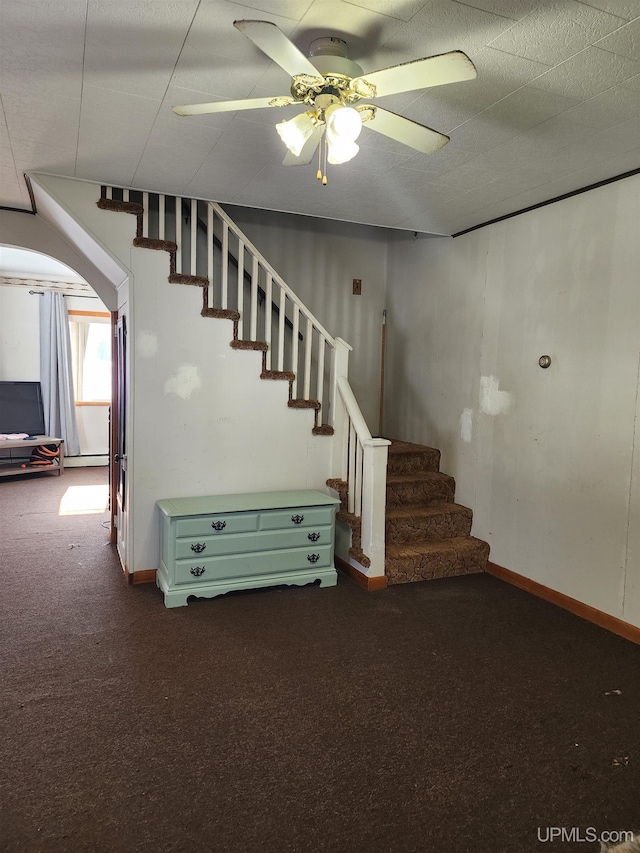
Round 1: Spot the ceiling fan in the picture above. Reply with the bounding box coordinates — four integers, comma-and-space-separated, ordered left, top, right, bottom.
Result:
173, 20, 477, 181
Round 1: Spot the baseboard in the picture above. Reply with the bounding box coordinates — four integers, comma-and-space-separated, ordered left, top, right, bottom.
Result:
130, 569, 157, 585
486, 561, 640, 646
335, 556, 388, 591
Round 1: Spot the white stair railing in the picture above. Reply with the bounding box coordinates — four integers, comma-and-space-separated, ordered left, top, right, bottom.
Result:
101, 184, 389, 573
331, 336, 390, 577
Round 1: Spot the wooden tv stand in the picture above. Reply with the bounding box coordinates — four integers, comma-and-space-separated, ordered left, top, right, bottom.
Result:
0, 436, 64, 477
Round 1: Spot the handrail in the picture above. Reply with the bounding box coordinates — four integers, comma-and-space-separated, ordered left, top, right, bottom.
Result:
210, 203, 336, 349
336, 375, 390, 576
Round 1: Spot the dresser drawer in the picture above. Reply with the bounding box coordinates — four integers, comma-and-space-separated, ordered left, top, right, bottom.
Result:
260, 506, 335, 531
175, 525, 332, 559
175, 513, 259, 539
175, 543, 333, 585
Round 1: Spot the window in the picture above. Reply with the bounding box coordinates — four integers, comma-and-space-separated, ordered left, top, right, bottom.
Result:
68, 312, 112, 403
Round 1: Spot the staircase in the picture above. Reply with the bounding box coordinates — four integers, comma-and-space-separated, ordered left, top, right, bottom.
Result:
97, 184, 487, 588
96, 187, 338, 435
330, 439, 489, 584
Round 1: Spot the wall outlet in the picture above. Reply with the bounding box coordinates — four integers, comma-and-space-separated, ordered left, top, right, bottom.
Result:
353, 278, 362, 295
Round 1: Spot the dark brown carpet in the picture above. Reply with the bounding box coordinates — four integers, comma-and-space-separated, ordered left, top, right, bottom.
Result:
1, 468, 639, 853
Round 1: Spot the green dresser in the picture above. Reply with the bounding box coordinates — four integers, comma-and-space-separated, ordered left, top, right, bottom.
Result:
156, 490, 340, 608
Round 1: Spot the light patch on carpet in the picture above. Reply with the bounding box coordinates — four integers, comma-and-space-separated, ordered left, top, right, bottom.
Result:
164, 364, 201, 399
59, 485, 109, 516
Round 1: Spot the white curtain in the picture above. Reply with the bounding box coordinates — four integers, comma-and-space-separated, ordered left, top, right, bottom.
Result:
39, 292, 81, 456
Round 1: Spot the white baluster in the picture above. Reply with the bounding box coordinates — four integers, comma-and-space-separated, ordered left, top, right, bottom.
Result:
142, 192, 149, 238
106, 186, 112, 200
277, 288, 286, 372
316, 335, 325, 416
348, 420, 356, 515
303, 317, 312, 400
264, 273, 272, 370
123, 189, 129, 202
291, 305, 300, 397
250, 255, 258, 342
159, 194, 166, 241
190, 198, 197, 276
237, 241, 244, 339
207, 204, 213, 308
355, 439, 363, 517
221, 221, 229, 310
175, 196, 182, 273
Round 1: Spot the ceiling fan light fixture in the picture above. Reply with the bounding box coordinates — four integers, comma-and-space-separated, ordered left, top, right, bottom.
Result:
276, 111, 316, 156
327, 137, 359, 165
325, 104, 362, 143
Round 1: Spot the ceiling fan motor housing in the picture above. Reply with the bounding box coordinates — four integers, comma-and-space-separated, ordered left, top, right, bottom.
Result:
308, 36, 364, 79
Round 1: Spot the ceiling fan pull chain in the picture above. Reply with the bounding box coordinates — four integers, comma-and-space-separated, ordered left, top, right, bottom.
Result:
322, 137, 328, 185
317, 138, 322, 182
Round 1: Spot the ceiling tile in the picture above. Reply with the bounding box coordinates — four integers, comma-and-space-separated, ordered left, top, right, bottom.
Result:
619, 71, 640, 90
341, 0, 427, 21
595, 16, 640, 60
9, 137, 77, 176
526, 46, 640, 99
76, 87, 162, 186
0, 0, 86, 100
379, 0, 519, 61
442, 0, 541, 21
2, 91, 81, 152
83, 0, 199, 100
231, 0, 314, 19
428, 158, 505, 190
487, 0, 627, 65
560, 84, 640, 127
577, 0, 640, 20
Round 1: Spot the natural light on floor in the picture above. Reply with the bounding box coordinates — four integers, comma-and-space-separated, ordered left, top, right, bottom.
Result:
58, 485, 109, 516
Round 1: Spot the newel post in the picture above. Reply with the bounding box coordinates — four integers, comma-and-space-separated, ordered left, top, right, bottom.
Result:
361, 438, 391, 577
330, 337, 352, 479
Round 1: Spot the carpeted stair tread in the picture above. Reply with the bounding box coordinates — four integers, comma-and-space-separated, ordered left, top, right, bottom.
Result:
386, 472, 455, 506
386, 502, 473, 542
387, 440, 441, 475
386, 536, 490, 584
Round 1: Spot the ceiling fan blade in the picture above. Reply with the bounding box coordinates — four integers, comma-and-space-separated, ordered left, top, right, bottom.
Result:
173, 96, 296, 116
366, 107, 449, 154
234, 20, 324, 83
353, 51, 477, 99
282, 125, 324, 166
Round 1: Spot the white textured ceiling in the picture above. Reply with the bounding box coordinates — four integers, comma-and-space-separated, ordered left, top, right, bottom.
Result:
1, 0, 640, 235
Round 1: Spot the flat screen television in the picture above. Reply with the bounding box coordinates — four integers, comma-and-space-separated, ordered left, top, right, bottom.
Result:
0, 381, 46, 435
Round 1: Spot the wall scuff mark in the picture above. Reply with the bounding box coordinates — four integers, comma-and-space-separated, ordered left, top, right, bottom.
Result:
480, 375, 513, 416
164, 364, 201, 399
137, 331, 157, 358
461, 408, 473, 443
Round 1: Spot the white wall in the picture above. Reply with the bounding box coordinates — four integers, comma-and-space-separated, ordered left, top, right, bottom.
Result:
385, 174, 640, 628
0, 287, 40, 380
34, 176, 387, 572
226, 205, 388, 433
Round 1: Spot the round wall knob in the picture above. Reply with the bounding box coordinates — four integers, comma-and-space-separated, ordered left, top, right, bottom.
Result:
539, 355, 552, 369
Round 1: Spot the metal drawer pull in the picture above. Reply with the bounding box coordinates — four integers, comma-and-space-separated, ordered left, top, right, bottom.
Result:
291, 514, 305, 525
211, 520, 226, 531
308, 532, 320, 542
191, 543, 206, 553
307, 553, 320, 563
190, 566, 206, 577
